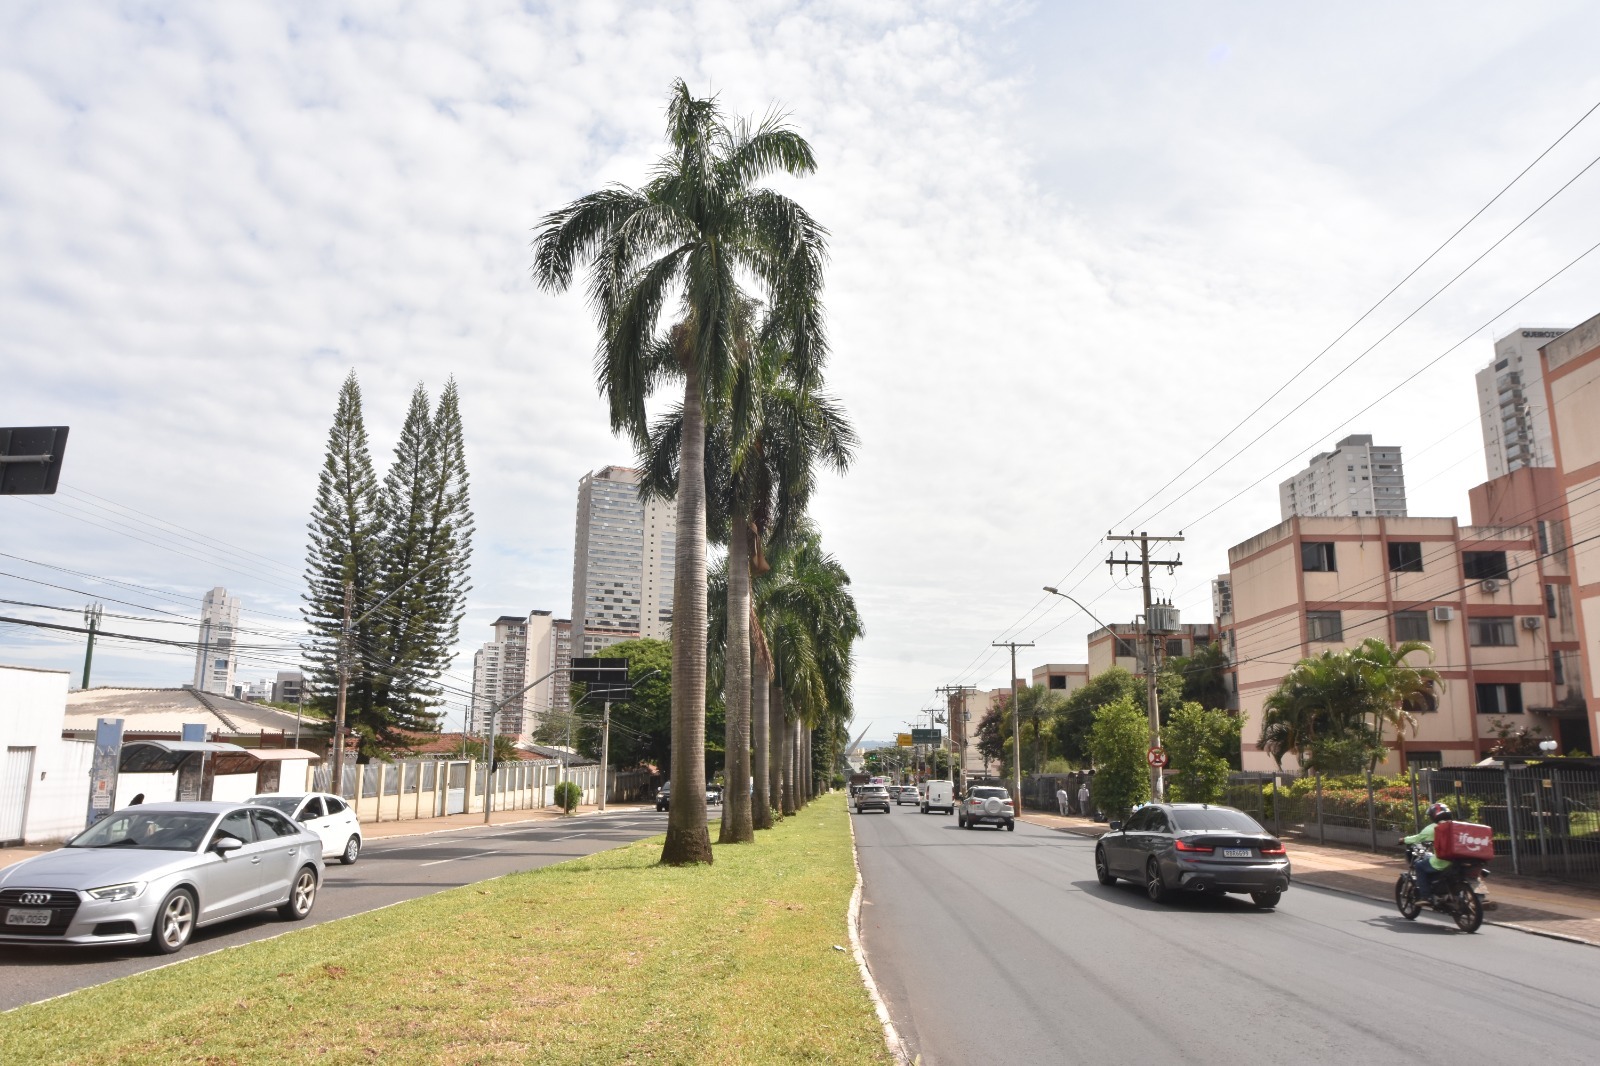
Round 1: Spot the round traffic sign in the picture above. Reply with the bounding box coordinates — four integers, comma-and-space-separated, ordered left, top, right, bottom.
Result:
1146, 747, 1168, 768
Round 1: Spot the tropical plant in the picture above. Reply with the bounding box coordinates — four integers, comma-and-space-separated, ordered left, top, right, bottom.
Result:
1053, 668, 1147, 765
1166, 640, 1232, 711
1163, 702, 1240, 804
1346, 637, 1440, 760
533, 81, 828, 865
1015, 684, 1066, 774
1088, 696, 1151, 818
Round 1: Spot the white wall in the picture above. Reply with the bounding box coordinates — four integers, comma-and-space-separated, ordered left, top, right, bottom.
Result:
27, 738, 94, 843
0, 665, 87, 844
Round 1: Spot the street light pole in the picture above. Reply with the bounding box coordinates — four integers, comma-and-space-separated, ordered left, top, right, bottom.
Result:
992, 640, 1033, 812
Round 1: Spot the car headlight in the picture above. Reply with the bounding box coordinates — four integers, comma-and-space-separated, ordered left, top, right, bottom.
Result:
87, 881, 146, 902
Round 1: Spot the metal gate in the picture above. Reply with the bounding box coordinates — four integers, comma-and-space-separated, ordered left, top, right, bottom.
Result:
1, 747, 36, 843
446, 762, 467, 815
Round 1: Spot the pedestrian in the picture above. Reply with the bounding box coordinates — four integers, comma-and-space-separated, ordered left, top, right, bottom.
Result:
128, 793, 144, 806
1056, 787, 1070, 816
1077, 782, 1091, 819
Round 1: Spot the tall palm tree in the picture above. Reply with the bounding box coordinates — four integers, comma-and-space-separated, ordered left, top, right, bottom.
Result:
645, 336, 855, 839
1348, 637, 1440, 768
533, 81, 827, 866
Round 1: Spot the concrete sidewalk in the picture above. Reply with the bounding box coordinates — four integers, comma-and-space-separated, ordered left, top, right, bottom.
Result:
1020, 809, 1600, 947
0, 802, 657, 870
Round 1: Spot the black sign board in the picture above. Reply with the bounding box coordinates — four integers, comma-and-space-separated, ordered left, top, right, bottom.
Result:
911, 728, 942, 746
570, 657, 631, 699
0, 427, 69, 495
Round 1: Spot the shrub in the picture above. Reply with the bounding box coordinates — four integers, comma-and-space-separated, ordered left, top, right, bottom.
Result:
553, 780, 581, 814
1164, 702, 1238, 804
1089, 695, 1151, 818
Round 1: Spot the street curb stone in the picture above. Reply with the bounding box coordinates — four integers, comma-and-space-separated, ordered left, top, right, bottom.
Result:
846, 808, 913, 1066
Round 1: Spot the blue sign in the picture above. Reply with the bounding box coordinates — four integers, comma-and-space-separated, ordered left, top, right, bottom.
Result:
85, 717, 124, 829
181, 723, 206, 742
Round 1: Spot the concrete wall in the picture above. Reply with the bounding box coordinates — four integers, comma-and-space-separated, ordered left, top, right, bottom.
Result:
0, 665, 90, 844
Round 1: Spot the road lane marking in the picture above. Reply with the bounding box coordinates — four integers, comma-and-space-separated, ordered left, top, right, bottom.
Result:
419, 849, 500, 867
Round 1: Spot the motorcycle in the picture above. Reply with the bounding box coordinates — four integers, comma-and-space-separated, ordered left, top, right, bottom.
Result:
1394, 842, 1489, 933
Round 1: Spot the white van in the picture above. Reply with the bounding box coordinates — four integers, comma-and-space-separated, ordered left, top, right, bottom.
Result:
919, 779, 954, 815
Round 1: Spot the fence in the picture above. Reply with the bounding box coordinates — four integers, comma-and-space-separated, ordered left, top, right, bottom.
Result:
1237, 763, 1600, 885
310, 757, 601, 823
1021, 772, 1097, 815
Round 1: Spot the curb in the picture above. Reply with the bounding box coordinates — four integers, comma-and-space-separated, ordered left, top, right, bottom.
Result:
846, 811, 913, 1066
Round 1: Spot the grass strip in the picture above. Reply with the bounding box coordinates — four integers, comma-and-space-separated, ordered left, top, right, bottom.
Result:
1, 793, 890, 1065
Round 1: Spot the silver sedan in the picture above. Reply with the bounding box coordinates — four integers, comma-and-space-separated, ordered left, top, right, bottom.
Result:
0, 801, 324, 954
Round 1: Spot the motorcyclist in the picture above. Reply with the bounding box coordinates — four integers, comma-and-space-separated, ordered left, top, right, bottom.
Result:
1402, 802, 1456, 898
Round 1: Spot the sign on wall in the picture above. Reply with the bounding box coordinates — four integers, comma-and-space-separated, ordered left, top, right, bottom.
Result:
85, 717, 124, 829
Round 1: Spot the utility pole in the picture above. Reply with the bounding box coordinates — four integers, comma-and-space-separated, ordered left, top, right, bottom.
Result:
991, 641, 1034, 810
483, 692, 500, 825
81, 603, 102, 689
598, 699, 611, 811
936, 684, 975, 789
1107, 531, 1183, 800
332, 579, 352, 800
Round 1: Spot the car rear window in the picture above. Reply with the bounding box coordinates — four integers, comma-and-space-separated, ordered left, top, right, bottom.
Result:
1170, 808, 1266, 833
970, 787, 1008, 799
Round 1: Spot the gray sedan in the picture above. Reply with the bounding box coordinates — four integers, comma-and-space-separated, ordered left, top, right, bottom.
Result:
1094, 803, 1290, 908
0, 801, 324, 954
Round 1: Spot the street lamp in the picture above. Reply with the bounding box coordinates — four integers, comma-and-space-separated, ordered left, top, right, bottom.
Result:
1044, 585, 1165, 799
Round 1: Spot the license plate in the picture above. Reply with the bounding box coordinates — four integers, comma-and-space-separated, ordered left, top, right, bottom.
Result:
5, 908, 52, 927
1222, 848, 1253, 858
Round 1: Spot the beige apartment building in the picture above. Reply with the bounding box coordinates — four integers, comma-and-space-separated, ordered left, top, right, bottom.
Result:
1086, 622, 1217, 679
1031, 663, 1089, 695
1541, 312, 1600, 751
1225, 513, 1577, 772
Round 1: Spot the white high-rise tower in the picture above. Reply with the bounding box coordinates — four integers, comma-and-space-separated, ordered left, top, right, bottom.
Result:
571, 466, 676, 657
192, 587, 240, 695
1475, 326, 1568, 481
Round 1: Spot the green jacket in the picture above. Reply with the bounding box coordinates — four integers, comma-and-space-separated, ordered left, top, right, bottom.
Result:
1403, 822, 1451, 870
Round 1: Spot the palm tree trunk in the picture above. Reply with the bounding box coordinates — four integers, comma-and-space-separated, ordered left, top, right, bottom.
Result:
661, 367, 713, 866
769, 682, 785, 817
804, 726, 813, 799
780, 714, 797, 816
720, 510, 755, 843
751, 648, 772, 830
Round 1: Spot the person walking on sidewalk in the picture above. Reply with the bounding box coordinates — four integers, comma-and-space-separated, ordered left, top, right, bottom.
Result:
1056, 788, 1070, 815
1078, 782, 1092, 819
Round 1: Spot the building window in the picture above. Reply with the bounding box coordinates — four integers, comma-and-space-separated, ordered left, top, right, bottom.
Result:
1166, 639, 1185, 658
1553, 652, 1566, 687
1537, 521, 1550, 556
1468, 617, 1516, 647
1546, 584, 1559, 619
1408, 750, 1444, 769
1394, 611, 1430, 643
1049, 675, 1067, 690
1388, 542, 1423, 572
1302, 542, 1337, 572
1462, 551, 1509, 580
1114, 638, 1137, 659
1307, 611, 1343, 642
1475, 683, 1523, 715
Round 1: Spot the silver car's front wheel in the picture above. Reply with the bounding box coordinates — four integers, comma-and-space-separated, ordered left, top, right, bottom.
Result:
279, 866, 318, 921
148, 888, 196, 955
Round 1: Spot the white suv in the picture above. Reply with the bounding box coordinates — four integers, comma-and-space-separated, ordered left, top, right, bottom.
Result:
959, 786, 1015, 831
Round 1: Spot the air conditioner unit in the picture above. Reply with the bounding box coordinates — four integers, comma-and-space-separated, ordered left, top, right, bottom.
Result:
1432, 606, 1455, 622
1522, 615, 1543, 630
1480, 578, 1502, 594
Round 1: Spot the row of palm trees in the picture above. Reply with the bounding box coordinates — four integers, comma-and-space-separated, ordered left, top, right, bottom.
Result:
1258, 637, 1441, 774
534, 80, 861, 864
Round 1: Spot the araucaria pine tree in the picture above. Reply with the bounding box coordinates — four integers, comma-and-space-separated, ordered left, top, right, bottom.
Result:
303, 372, 384, 736
304, 373, 474, 754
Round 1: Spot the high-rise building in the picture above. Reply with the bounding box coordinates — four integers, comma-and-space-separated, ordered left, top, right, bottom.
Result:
550, 618, 573, 720
1278, 434, 1407, 519
192, 587, 240, 695
571, 465, 676, 657
1475, 326, 1568, 480
468, 615, 529, 737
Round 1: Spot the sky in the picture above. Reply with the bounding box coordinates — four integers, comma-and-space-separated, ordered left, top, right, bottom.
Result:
4, 1, 1600, 742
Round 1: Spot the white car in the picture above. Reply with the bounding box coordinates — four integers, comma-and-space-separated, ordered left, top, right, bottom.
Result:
893, 786, 919, 806
248, 792, 363, 865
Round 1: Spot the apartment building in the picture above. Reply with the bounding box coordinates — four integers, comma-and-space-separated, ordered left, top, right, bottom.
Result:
571, 466, 676, 657
1539, 312, 1600, 753
468, 615, 528, 738
191, 587, 240, 696
1031, 663, 1089, 696
1085, 622, 1217, 679
1226, 514, 1572, 772
1475, 326, 1568, 480
1278, 434, 1407, 520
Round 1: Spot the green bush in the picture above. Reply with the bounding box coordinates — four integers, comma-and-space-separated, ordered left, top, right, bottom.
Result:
553, 780, 581, 814
1165, 702, 1238, 804
1089, 695, 1150, 818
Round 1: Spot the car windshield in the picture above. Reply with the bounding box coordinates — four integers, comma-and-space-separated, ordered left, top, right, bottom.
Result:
970, 787, 1008, 799
1170, 808, 1266, 834
67, 810, 219, 851
248, 797, 301, 815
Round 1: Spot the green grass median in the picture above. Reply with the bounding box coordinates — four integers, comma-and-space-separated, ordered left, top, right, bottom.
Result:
2, 793, 891, 1066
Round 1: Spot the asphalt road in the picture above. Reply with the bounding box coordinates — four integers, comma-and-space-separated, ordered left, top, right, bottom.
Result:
0, 808, 668, 1012
854, 807, 1600, 1066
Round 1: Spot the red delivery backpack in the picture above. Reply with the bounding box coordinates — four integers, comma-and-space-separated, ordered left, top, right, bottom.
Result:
1434, 820, 1495, 861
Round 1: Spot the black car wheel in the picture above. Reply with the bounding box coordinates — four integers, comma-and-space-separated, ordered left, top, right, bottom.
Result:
1095, 845, 1117, 885
1250, 891, 1281, 909
148, 887, 196, 955
280, 866, 319, 920
1145, 860, 1169, 904
1006, 820, 1015, 832
1394, 875, 1421, 920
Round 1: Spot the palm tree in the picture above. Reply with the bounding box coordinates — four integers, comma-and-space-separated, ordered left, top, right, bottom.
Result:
645, 335, 855, 839
1348, 637, 1441, 768
533, 81, 827, 865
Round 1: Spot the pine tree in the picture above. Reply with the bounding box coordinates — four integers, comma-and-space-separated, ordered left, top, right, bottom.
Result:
302, 371, 383, 740
423, 377, 473, 684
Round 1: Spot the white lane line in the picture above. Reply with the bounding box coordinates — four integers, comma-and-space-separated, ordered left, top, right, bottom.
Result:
419, 849, 500, 867
550, 834, 585, 841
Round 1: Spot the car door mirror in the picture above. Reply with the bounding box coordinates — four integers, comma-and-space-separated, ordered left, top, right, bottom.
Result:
1108, 820, 1122, 832
212, 836, 245, 854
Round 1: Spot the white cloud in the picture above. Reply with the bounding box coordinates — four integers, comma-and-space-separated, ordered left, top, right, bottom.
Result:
3, 1, 1600, 738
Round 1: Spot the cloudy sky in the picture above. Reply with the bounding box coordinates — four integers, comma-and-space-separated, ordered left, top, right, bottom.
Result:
5, 1, 1600, 742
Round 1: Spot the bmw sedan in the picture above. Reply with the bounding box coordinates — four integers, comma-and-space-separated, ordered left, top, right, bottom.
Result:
0, 802, 324, 954
1094, 803, 1290, 908
249, 792, 363, 865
